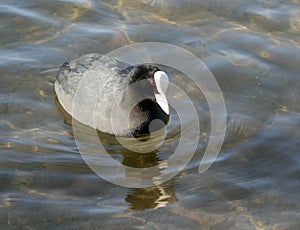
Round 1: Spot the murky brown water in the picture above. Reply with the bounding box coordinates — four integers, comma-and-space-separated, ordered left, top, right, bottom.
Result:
1, 0, 300, 229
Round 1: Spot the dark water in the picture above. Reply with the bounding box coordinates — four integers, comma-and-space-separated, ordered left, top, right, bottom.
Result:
1, 0, 300, 229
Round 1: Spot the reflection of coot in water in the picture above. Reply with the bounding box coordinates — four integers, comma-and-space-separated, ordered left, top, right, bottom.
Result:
55, 53, 169, 136
126, 185, 177, 211
122, 150, 177, 210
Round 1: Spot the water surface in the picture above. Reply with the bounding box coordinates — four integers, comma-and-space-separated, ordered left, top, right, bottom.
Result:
1, 0, 300, 229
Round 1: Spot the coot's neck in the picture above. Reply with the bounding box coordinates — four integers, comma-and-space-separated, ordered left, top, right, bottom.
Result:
120, 80, 155, 113
132, 99, 169, 135
119, 83, 169, 134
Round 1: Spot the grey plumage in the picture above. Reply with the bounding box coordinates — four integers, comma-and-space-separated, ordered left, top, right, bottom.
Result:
55, 53, 169, 136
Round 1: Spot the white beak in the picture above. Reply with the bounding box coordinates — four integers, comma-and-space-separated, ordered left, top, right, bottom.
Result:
154, 71, 169, 115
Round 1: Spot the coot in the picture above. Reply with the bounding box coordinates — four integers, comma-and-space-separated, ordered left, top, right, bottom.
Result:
55, 53, 169, 136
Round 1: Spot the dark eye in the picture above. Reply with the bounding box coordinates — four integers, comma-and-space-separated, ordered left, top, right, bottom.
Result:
150, 79, 155, 86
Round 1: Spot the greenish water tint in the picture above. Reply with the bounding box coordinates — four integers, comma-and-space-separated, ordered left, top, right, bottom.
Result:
1, 0, 300, 229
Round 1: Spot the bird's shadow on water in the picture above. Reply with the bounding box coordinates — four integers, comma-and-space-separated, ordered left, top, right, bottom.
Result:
77, 125, 179, 210
55, 95, 178, 210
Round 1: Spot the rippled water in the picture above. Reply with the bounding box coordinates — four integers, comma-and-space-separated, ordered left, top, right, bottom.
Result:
1, 0, 300, 229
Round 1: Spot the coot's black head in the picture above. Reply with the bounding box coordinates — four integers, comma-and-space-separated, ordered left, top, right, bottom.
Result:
124, 65, 162, 101
128, 65, 160, 85
121, 64, 170, 135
